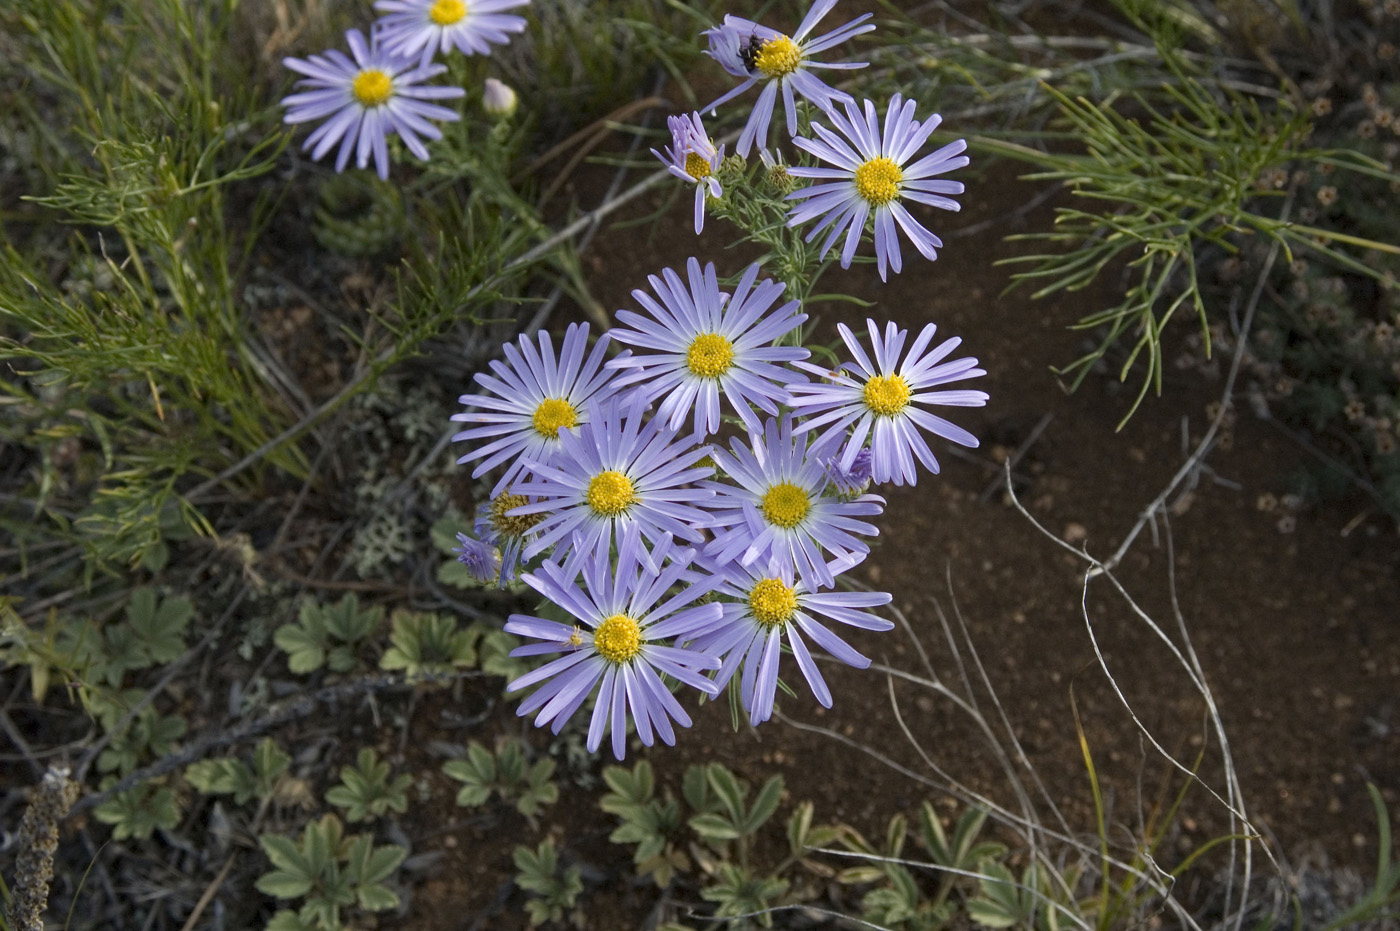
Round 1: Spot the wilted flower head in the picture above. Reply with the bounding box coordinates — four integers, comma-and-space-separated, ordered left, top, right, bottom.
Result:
702, 0, 875, 157
281, 28, 465, 179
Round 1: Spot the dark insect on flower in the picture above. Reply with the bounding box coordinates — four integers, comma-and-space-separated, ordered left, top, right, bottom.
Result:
737, 31, 764, 72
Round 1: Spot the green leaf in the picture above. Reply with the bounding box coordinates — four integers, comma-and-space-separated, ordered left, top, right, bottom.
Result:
744, 774, 784, 834
705, 764, 746, 823
356, 883, 400, 912
125, 588, 193, 664
255, 870, 315, 901
359, 843, 407, 887
273, 622, 326, 674
379, 611, 477, 679
93, 783, 180, 840
252, 738, 291, 796
689, 813, 742, 842
321, 593, 383, 644
265, 909, 318, 931
430, 516, 472, 555
259, 835, 313, 882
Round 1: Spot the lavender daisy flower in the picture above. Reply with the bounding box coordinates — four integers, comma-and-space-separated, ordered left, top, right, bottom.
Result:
786, 94, 969, 281
474, 491, 545, 584
702, 0, 875, 157
281, 28, 465, 180
789, 319, 988, 486
505, 538, 723, 759
510, 394, 716, 575
606, 258, 809, 438
454, 532, 501, 582
704, 416, 883, 591
652, 113, 724, 234
452, 323, 623, 497
690, 560, 892, 725
375, 0, 530, 66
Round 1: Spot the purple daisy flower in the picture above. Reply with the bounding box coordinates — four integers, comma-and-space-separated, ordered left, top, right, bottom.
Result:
606, 258, 809, 438
375, 0, 531, 66
703, 415, 883, 591
509, 394, 716, 576
474, 491, 545, 584
452, 323, 623, 498
281, 28, 465, 180
505, 538, 723, 759
454, 531, 501, 582
702, 0, 875, 157
652, 113, 725, 234
689, 559, 892, 725
786, 94, 969, 281
789, 319, 988, 486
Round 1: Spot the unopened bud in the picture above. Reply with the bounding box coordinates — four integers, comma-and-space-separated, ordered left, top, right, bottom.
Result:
482, 78, 517, 118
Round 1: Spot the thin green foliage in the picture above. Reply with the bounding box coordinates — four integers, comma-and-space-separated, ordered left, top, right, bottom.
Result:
984, 2, 1399, 426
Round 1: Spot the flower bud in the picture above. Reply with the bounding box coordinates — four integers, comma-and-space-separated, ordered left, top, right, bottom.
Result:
482, 78, 517, 119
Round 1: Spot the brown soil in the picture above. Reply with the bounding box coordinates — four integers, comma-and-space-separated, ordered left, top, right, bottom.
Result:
388, 158, 1400, 929
9, 97, 1398, 931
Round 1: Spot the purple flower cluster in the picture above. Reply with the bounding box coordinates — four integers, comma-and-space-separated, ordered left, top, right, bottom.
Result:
450, 257, 986, 756
280, 1, 530, 178
377, 0, 990, 758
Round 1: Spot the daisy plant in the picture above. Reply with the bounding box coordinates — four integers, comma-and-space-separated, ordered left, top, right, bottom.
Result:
787, 93, 969, 281
606, 258, 809, 438
452, 322, 623, 497
703, 0, 875, 157
375, 0, 532, 65
504, 538, 723, 759
789, 319, 989, 486
281, 27, 465, 179
510, 394, 716, 576
653, 113, 725, 235
704, 415, 883, 592
691, 559, 893, 725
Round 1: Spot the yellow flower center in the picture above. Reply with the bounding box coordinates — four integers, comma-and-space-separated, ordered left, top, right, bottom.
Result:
761, 481, 810, 529
594, 613, 643, 663
685, 332, 734, 378
490, 492, 543, 538
429, 0, 468, 25
748, 578, 797, 627
755, 35, 801, 78
586, 470, 636, 517
863, 374, 911, 416
684, 151, 712, 180
854, 157, 903, 207
531, 397, 578, 438
351, 69, 394, 108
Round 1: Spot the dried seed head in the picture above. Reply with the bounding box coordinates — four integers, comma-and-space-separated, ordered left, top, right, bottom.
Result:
7, 767, 81, 931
